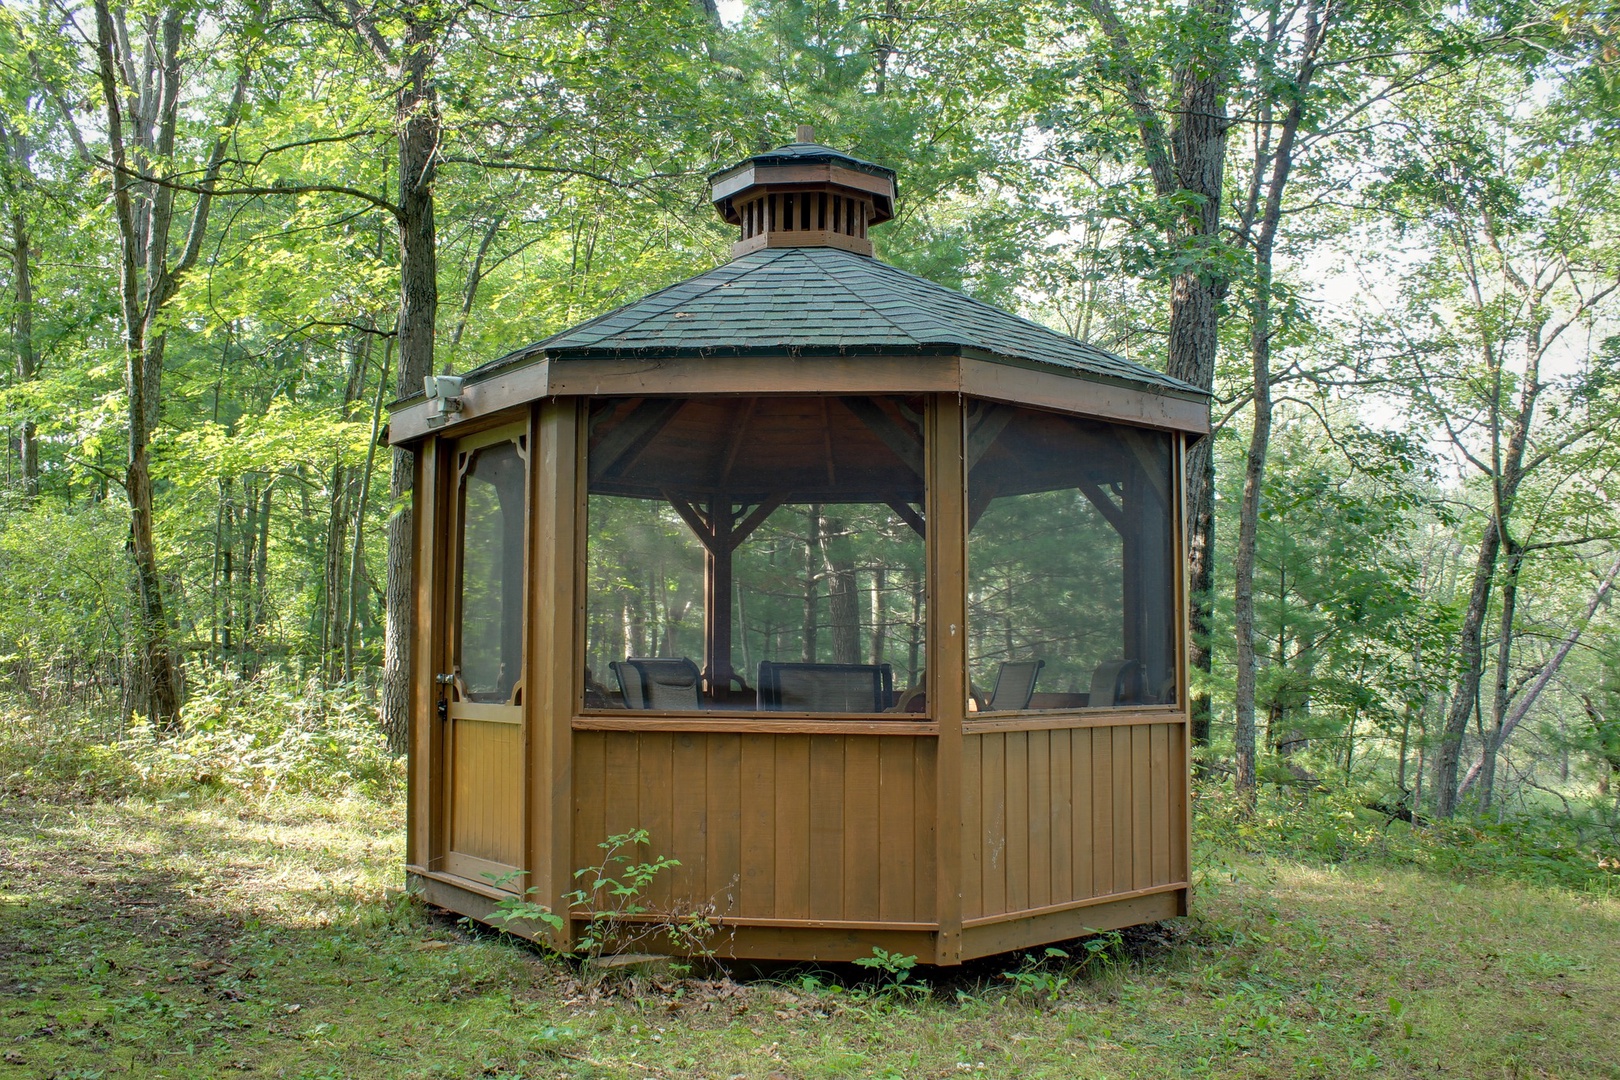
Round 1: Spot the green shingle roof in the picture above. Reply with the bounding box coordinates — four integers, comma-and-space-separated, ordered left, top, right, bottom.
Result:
465, 246, 1202, 397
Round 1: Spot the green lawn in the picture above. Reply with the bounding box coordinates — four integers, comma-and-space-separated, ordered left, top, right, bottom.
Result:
2, 790, 1616, 1079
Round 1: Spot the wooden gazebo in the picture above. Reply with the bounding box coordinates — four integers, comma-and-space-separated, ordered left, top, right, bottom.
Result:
388, 130, 1209, 964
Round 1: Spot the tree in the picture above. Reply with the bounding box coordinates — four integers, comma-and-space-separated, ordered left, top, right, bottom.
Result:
1051, 0, 1239, 756
1364, 66, 1620, 816
87, 0, 251, 725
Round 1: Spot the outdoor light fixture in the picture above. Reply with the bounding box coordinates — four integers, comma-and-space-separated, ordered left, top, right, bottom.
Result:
422, 373, 465, 428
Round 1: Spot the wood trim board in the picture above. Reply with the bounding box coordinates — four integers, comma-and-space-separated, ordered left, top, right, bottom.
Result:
390, 355, 1209, 444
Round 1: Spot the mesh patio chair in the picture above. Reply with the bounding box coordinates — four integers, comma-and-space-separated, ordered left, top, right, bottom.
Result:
609, 660, 646, 709
756, 661, 894, 713
612, 657, 702, 710
987, 659, 1044, 711
1088, 658, 1143, 707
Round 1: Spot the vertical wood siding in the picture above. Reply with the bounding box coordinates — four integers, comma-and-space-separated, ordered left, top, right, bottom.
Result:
573, 732, 937, 925
962, 722, 1186, 922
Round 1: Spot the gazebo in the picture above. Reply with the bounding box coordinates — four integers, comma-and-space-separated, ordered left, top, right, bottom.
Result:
388, 129, 1208, 964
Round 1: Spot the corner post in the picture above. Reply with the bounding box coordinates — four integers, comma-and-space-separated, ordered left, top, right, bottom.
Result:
530, 398, 581, 950
1175, 433, 1193, 914
929, 394, 968, 963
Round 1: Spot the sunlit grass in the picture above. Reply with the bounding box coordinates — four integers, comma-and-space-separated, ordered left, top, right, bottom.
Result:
2, 786, 1617, 1078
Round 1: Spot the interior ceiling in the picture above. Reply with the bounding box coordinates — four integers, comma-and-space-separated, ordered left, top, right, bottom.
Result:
584, 397, 1144, 506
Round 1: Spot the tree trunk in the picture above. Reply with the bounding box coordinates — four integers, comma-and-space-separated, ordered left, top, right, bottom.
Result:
221, 478, 235, 660
1476, 541, 1523, 809
801, 506, 821, 664
380, 19, 442, 755
869, 566, 888, 666
1230, 0, 1324, 807
249, 481, 271, 674
93, 2, 245, 725
346, 341, 391, 681
820, 515, 860, 665
1433, 518, 1502, 817
1087, 0, 1235, 758
1167, 3, 1234, 758
95, 0, 180, 727
10, 209, 38, 498
1458, 548, 1620, 801
1231, 345, 1271, 805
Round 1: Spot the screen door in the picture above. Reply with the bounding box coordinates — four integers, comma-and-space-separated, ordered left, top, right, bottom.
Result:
440, 424, 527, 885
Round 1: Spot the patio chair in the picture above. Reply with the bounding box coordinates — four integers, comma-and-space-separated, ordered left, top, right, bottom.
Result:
609, 660, 646, 708
1088, 658, 1143, 707
757, 661, 894, 713
987, 659, 1044, 711
612, 657, 702, 710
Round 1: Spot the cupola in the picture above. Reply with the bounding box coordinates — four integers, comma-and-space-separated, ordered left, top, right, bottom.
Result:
708, 125, 898, 257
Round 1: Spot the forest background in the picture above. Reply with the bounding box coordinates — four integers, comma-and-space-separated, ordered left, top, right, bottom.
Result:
0, 0, 1618, 839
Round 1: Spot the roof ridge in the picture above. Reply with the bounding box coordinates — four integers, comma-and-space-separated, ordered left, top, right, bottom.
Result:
861, 256, 1095, 346
466, 251, 789, 375
853, 253, 1196, 392
799, 250, 927, 343
554, 249, 787, 350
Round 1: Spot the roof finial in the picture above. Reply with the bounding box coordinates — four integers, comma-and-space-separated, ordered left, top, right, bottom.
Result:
795, 123, 815, 144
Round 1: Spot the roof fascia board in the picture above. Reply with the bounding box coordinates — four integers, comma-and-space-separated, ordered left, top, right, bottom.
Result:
389, 353, 1210, 445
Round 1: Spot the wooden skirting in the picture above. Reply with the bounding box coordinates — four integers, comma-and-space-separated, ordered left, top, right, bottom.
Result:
411, 867, 1186, 965
961, 723, 1188, 923
959, 890, 1183, 961
961, 881, 1185, 929
572, 730, 939, 927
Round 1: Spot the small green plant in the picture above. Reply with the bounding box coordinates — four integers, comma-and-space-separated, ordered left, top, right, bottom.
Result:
482, 870, 565, 935
853, 946, 922, 998
565, 829, 718, 964
1075, 928, 1126, 975
1002, 946, 1072, 1001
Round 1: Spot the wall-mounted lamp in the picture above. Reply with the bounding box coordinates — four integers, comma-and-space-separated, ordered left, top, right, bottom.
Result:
423, 374, 465, 428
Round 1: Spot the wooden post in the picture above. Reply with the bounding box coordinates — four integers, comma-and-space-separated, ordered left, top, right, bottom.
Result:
929, 394, 967, 964
1175, 433, 1193, 913
1122, 465, 1141, 674
704, 496, 735, 698
529, 398, 581, 950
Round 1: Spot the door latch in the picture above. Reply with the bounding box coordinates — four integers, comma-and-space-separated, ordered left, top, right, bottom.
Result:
435, 671, 454, 722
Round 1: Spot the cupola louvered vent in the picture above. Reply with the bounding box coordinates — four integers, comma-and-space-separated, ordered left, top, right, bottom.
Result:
708, 126, 897, 258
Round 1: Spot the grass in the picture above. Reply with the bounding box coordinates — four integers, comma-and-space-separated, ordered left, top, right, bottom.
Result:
2, 785, 1618, 1078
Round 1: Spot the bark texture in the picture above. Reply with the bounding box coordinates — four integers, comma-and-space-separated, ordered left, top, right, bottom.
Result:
356, 10, 443, 755
9, 208, 37, 497
1086, 0, 1236, 754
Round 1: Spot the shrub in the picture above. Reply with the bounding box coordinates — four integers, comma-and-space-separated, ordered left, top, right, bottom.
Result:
0, 668, 403, 803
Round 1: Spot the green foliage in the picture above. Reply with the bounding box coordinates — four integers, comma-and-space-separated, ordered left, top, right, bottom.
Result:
1196, 781, 1620, 896
0, 669, 403, 803
565, 829, 715, 964
482, 871, 566, 936
1000, 946, 1073, 1001
852, 946, 923, 998
0, 494, 135, 712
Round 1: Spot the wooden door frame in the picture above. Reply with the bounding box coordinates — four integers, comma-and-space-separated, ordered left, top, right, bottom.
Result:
439, 419, 531, 886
